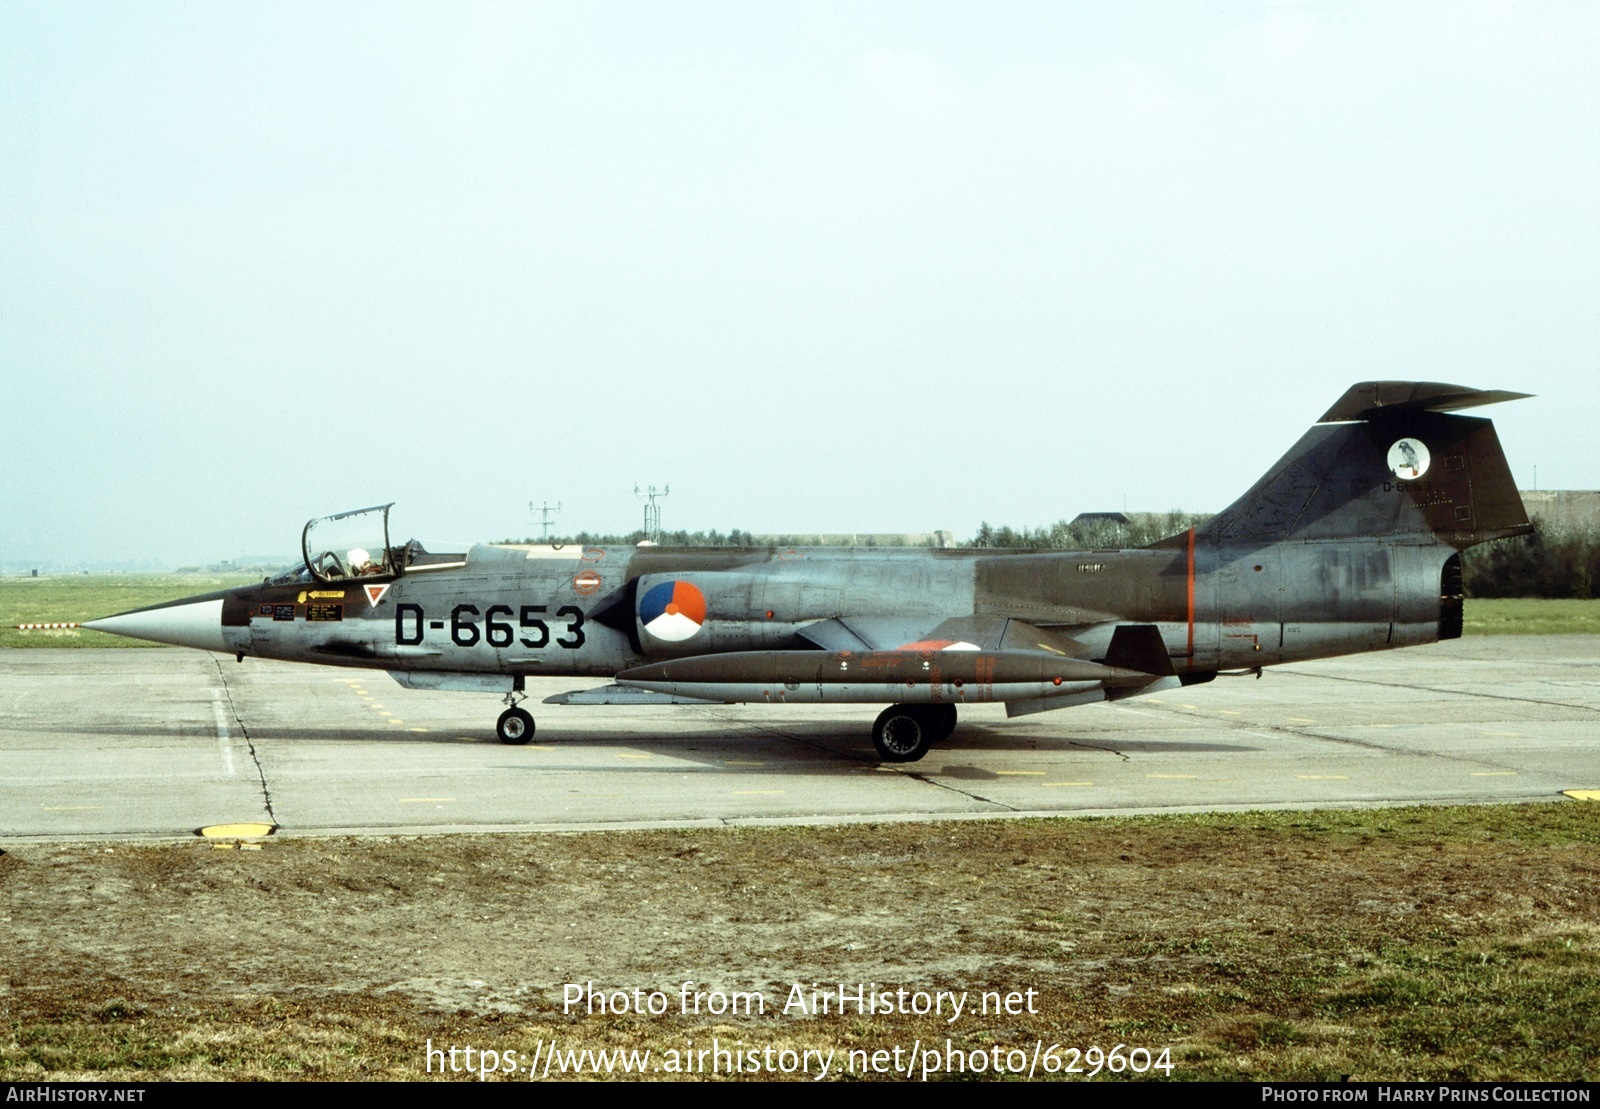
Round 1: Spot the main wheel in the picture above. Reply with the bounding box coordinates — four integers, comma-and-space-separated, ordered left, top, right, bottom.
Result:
872, 705, 933, 763
922, 703, 957, 742
496, 706, 535, 745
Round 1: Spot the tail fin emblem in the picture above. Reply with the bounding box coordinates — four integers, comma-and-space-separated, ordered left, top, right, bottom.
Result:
1388, 438, 1430, 480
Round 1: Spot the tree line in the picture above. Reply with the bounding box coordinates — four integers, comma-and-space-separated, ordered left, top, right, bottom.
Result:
508, 529, 761, 548
1462, 526, 1599, 599
966, 512, 1212, 551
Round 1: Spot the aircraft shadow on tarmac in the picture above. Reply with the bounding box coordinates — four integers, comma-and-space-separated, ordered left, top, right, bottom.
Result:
197, 718, 1265, 763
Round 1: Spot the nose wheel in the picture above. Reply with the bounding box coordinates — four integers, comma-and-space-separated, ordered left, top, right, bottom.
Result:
497, 705, 534, 745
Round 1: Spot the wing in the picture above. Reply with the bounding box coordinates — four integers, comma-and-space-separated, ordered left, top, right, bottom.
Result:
796, 614, 1090, 656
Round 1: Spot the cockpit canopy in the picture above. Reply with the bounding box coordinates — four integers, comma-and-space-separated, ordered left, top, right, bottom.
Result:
295, 504, 469, 584
303, 504, 398, 582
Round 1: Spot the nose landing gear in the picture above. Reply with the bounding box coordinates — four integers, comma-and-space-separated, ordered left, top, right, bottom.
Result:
497, 686, 534, 745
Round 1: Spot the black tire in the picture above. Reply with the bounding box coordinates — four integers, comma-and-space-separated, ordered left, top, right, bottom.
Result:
872, 705, 932, 763
497, 706, 535, 745
921, 703, 957, 742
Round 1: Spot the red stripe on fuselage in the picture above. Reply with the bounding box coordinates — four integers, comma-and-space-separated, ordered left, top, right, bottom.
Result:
1186, 527, 1195, 659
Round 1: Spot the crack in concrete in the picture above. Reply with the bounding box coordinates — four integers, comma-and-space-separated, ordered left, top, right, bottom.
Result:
1064, 739, 1131, 761
212, 657, 277, 826
901, 771, 1014, 810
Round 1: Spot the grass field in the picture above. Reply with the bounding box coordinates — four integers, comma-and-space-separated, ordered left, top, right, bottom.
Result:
1460, 598, 1600, 635
2, 804, 1596, 1081
0, 574, 257, 649
4, 576, 1597, 648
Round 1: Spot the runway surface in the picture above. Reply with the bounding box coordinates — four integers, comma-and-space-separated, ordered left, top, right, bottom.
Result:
2, 638, 1597, 841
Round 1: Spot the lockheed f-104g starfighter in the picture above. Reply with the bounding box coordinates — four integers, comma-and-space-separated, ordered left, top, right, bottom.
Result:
86, 381, 1531, 763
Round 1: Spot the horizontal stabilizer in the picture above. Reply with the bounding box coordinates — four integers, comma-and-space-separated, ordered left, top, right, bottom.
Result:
1319, 381, 1531, 423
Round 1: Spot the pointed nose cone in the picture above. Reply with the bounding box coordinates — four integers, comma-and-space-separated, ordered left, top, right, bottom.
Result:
84, 598, 228, 653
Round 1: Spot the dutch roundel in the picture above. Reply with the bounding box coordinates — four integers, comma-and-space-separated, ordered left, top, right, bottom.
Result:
639, 580, 707, 642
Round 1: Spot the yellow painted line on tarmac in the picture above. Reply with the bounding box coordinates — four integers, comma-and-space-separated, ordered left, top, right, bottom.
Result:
409, 727, 429, 733
1562, 790, 1600, 801
1287, 717, 1315, 723
996, 770, 1046, 776
1216, 710, 1242, 716
1297, 775, 1350, 780
1472, 771, 1518, 777
615, 753, 652, 760
1178, 704, 1199, 710
724, 760, 764, 766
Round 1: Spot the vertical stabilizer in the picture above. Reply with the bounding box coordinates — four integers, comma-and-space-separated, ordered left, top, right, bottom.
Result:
1196, 382, 1532, 550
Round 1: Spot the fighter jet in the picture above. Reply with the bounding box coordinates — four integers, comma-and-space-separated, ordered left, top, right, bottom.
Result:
86, 381, 1531, 763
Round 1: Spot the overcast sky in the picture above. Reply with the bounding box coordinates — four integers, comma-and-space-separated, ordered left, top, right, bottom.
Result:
4, 1, 1596, 567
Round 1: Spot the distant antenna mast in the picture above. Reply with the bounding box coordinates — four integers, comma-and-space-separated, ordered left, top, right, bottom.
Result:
528, 500, 562, 542
634, 484, 669, 544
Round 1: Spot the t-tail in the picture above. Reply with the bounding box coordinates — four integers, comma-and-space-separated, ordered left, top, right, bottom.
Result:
1199, 381, 1532, 548
1158, 381, 1533, 664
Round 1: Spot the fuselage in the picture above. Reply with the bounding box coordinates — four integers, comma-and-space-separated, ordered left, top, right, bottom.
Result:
118, 533, 1458, 681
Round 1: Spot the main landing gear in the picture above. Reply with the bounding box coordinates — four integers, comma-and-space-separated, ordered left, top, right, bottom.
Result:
870, 703, 956, 763
497, 688, 534, 745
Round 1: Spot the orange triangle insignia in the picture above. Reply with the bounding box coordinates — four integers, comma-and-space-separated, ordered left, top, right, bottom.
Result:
365, 583, 391, 607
